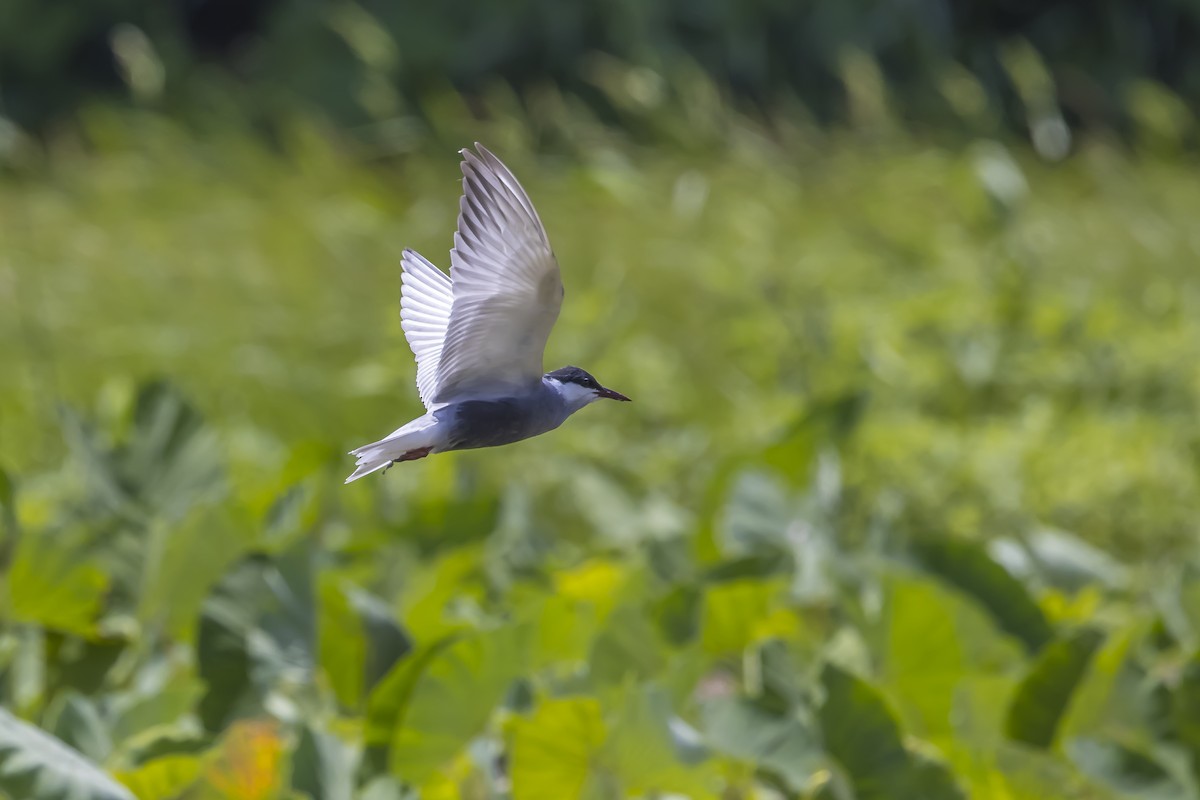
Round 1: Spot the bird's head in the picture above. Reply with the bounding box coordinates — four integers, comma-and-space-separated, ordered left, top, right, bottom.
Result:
545, 366, 631, 411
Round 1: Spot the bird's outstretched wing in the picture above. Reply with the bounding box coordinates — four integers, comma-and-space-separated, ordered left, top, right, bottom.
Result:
399, 248, 453, 408
430, 144, 563, 402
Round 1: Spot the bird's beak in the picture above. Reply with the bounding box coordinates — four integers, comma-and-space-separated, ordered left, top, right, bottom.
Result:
597, 386, 631, 402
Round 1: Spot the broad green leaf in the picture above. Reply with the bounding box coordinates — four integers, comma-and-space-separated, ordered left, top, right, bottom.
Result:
1005, 627, 1104, 748
115, 756, 202, 800
912, 535, 1053, 652
589, 606, 665, 687
390, 625, 528, 783
319, 578, 369, 708
510, 697, 606, 800
608, 685, 715, 797
137, 509, 245, 641
700, 579, 792, 656
0, 706, 135, 800
701, 695, 823, 792
880, 574, 1022, 740
399, 547, 484, 642
5, 528, 107, 635
819, 664, 965, 800
319, 579, 410, 709
365, 635, 459, 747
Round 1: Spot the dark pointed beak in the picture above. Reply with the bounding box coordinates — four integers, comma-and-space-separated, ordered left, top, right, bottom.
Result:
597, 386, 631, 402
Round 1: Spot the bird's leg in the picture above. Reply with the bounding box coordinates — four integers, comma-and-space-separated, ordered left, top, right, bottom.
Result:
397, 446, 434, 462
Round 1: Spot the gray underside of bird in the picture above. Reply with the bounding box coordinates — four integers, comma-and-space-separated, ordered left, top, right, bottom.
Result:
435, 387, 570, 452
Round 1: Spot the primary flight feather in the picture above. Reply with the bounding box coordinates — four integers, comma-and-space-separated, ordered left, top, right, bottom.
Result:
346, 144, 629, 483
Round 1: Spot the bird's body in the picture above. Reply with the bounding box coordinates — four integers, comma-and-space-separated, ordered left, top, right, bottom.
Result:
345, 146, 629, 483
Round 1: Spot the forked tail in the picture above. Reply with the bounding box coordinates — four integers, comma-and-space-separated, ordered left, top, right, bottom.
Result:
344, 417, 438, 483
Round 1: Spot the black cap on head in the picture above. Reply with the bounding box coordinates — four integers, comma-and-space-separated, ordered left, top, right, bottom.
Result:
545, 365, 599, 388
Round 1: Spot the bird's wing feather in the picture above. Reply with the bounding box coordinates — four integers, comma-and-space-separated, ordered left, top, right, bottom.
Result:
400, 248, 454, 408
431, 143, 563, 402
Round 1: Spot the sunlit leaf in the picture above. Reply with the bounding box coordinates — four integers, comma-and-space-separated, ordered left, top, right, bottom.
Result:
510, 697, 606, 800
5, 528, 107, 635
700, 579, 791, 656
115, 756, 202, 800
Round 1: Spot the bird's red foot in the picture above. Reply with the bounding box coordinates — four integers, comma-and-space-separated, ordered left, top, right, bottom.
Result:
395, 446, 433, 463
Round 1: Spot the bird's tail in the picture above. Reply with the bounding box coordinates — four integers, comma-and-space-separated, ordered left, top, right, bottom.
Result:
345, 417, 439, 484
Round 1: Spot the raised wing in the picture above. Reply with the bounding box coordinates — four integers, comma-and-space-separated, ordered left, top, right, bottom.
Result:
430, 144, 563, 402
399, 248, 453, 408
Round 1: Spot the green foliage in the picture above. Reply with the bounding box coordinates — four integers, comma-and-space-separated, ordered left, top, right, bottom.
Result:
3, 99, 1200, 799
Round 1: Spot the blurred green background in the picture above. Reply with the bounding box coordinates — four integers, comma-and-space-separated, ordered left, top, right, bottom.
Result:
2, 2, 1200, 799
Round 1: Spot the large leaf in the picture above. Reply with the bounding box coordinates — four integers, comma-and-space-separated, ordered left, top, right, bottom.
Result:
700, 578, 793, 656
510, 697, 607, 800
911, 534, 1054, 652
389, 624, 528, 783
818, 664, 965, 800
701, 695, 824, 792
114, 756, 202, 800
880, 573, 1022, 740
0, 706, 135, 800
607, 684, 715, 797
1005, 627, 1104, 748
319, 578, 410, 708
5, 527, 108, 635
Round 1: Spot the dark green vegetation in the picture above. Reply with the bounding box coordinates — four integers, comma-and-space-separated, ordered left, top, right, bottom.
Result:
6, 0, 1200, 141
3, 79, 1200, 799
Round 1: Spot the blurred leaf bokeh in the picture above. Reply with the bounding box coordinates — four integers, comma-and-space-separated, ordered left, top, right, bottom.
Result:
3, 2, 1200, 799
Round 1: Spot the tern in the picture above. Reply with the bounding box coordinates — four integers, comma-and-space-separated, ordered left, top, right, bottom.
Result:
345, 144, 630, 483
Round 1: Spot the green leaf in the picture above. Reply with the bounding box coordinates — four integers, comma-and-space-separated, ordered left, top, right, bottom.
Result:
45, 691, 112, 765
880, 574, 1022, 740
389, 624, 528, 783
196, 604, 253, 734
0, 706, 135, 800
319, 579, 410, 709
5, 527, 108, 635
700, 578, 790, 656
607, 684, 714, 796
1066, 737, 1193, 800
290, 725, 356, 800
589, 606, 665, 687
114, 756, 202, 800
1005, 627, 1104, 748
365, 635, 459, 747
701, 695, 824, 791
510, 697, 606, 800
818, 664, 965, 800
911, 535, 1054, 652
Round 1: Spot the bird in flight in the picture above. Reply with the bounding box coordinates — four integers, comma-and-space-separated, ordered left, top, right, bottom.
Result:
346, 144, 630, 483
